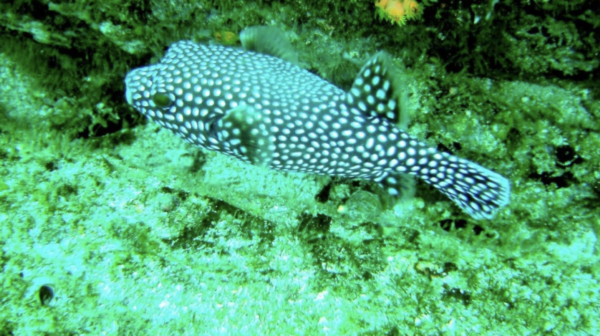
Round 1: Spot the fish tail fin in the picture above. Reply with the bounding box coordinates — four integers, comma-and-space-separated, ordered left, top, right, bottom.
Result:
411, 150, 510, 219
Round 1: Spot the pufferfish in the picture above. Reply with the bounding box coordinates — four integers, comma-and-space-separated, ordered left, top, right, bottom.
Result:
125, 26, 510, 220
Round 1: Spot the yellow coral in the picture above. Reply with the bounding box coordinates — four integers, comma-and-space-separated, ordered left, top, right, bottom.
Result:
375, 0, 421, 26
214, 31, 239, 45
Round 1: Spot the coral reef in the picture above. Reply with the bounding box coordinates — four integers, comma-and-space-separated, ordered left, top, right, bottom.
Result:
375, 0, 422, 26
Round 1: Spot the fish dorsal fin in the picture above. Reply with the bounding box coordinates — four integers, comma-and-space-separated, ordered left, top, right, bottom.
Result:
347, 52, 410, 128
240, 26, 299, 65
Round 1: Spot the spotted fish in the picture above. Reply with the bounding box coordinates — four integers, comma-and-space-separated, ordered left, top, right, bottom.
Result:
125, 27, 510, 219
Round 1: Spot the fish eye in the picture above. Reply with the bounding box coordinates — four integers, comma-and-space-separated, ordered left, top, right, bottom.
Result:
152, 93, 172, 107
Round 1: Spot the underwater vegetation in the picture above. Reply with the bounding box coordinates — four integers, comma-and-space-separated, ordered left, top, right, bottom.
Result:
0, 0, 598, 334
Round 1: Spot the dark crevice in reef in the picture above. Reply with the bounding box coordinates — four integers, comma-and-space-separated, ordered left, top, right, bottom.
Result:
530, 171, 575, 189
315, 181, 333, 203
555, 145, 584, 167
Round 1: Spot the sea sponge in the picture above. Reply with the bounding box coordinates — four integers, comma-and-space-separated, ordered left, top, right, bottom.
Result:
375, 0, 421, 25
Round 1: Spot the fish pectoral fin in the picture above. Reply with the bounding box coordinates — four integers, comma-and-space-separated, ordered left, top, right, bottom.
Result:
219, 105, 273, 167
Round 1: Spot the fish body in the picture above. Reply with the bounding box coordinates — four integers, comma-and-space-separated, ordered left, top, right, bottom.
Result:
125, 31, 510, 219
